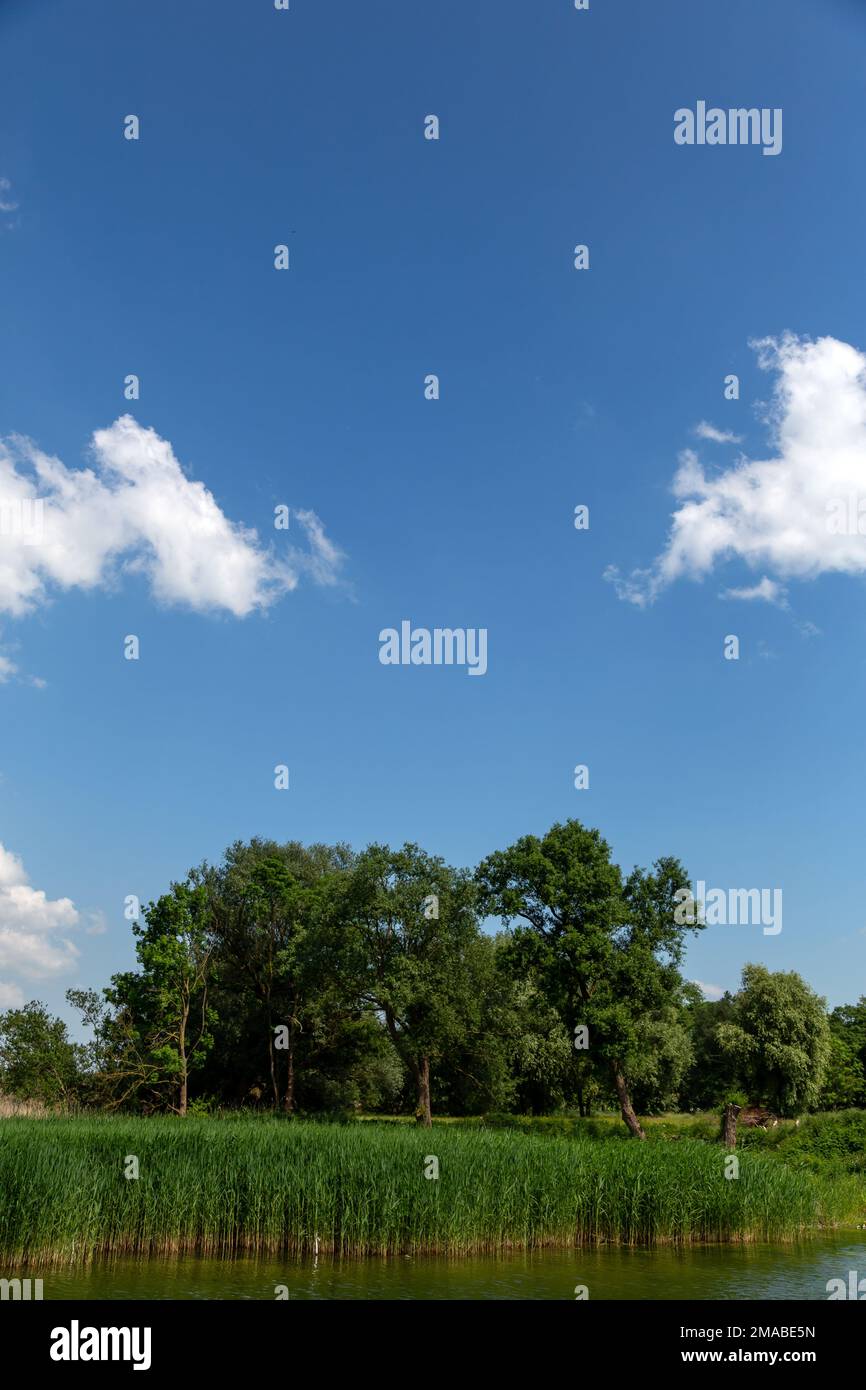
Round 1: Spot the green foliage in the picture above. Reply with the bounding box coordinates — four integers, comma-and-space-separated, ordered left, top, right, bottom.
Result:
476, 820, 699, 1130
5, 825, 861, 1137
99, 881, 215, 1114
504, 979, 578, 1114
0, 1001, 83, 1105
342, 842, 489, 1120
739, 1110, 866, 1178
819, 1001, 866, 1109
201, 839, 346, 1112
626, 1006, 694, 1114
680, 993, 741, 1109
716, 964, 832, 1115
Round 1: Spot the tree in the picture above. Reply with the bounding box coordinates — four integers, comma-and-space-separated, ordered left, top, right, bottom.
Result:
0, 1001, 83, 1105
344, 842, 483, 1126
100, 881, 215, 1115
504, 976, 578, 1115
429, 932, 522, 1116
626, 1003, 694, 1115
820, 999, 866, 1109
716, 964, 832, 1127
203, 838, 354, 1113
477, 820, 699, 1138
680, 991, 741, 1111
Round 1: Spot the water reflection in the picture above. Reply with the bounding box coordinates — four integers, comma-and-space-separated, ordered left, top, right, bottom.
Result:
38, 1235, 866, 1301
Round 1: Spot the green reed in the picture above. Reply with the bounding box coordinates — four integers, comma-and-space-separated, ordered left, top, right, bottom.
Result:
0, 1114, 845, 1265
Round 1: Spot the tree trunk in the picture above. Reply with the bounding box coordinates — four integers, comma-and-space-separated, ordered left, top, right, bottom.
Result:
415, 1055, 432, 1127
267, 1003, 279, 1108
612, 1063, 645, 1139
723, 1102, 740, 1149
282, 1046, 295, 1114
178, 1004, 189, 1117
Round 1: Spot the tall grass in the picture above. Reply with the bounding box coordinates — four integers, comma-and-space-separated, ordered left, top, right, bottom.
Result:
0, 1114, 848, 1265
0, 1092, 53, 1119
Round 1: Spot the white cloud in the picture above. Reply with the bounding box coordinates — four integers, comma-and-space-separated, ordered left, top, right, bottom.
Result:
720, 576, 787, 604
0, 844, 79, 981
607, 335, 866, 606
0, 177, 20, 232
0, 415, 344, 620
290, 508, 344, 587
0, 177, 18, 214
691, 980, 725, 1001
0, 641, 45, 687
84, 910, 108, 937
0, 981, 25, 1009
694, 421, 742, 444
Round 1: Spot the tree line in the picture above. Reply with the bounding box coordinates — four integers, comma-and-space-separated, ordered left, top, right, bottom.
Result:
1, 820, 862, 1133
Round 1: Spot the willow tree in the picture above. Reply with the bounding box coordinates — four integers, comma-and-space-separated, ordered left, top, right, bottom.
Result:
716, 964, 831, 1127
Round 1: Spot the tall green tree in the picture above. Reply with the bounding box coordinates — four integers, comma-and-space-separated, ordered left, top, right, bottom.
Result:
820, 999, 866, 1108
504, 976, 578, 1115
679, 991, 741, 1110
625, 1003, 694, 1114
0, 1000, 83, 1105
477, 820, 698, 1137
103, 881, 215, 1115
344, 842, 484, 1126
716, 964, 831, 1118
203, 838, 354, 1112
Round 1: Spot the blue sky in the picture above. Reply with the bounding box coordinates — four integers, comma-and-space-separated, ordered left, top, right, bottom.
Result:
1, 0, 865, 1029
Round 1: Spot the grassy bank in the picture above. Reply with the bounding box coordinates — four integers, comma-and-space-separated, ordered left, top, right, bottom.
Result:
0, 1114, 855, 1264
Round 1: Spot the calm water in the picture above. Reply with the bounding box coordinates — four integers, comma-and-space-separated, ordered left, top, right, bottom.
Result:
36, 1235, 866, 1300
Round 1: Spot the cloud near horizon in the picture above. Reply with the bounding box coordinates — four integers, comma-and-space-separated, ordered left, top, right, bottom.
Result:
0, 843, 80, 990
606, 334, 866, 607
0, 415, 344, 622
691, 979, 725, 1002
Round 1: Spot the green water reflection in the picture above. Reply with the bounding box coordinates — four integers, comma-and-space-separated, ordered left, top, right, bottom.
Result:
36, 1234, 866, 1300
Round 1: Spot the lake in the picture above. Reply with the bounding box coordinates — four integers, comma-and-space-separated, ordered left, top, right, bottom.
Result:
35, 1234, 866, 1300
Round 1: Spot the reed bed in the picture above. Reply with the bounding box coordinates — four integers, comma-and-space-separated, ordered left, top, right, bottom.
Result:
0, 1115, 842, 1265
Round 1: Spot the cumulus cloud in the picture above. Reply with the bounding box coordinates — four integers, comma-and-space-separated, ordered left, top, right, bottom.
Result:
693, 421, 742, 444
0, 844, 79, 980
606, 335, 866, 606
692, 980, 725, 1001
0, 415, 344, 620
0, 981, 25, 1009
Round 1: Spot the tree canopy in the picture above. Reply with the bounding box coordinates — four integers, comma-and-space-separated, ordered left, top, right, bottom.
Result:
2, 821, 859, 1135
